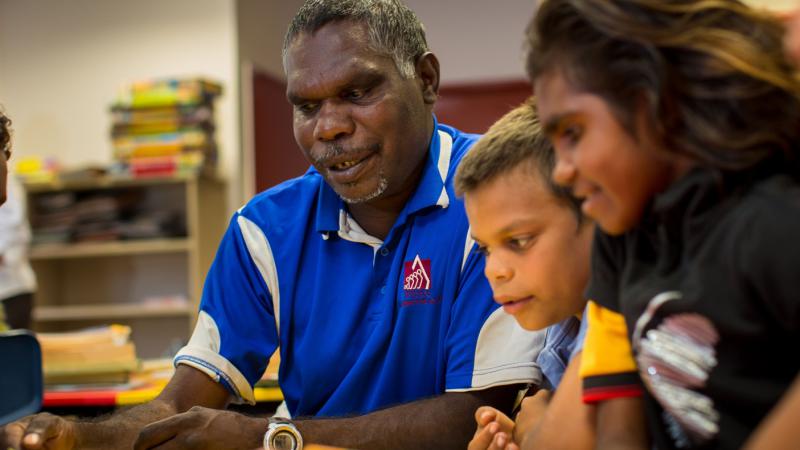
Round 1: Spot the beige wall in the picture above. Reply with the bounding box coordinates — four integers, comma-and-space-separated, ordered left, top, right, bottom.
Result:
237, 0, 303, 77
407, 0, 536, 83
744, 0, 797, 11
234, 0, 537, 198
237, 0, 536, 82
2, 0, 537, 212
0, 0, 241, 211
3, 0, 793, 210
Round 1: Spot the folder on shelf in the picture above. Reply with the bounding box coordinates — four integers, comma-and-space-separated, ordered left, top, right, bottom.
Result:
37, 324, 139, 386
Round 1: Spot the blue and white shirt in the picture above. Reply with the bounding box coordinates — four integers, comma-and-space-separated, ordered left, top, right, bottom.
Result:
175, 119, 545, 417
536, 316, 585, 390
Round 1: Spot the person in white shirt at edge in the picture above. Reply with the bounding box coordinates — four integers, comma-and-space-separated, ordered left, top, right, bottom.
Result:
0, 174, 36, 331
0, 108, 36, 331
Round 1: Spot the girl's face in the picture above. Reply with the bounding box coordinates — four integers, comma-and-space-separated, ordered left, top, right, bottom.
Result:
535, 70, 690, 235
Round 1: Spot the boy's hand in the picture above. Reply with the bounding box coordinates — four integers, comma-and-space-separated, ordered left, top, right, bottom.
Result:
468, 406, 517, 450
514, 389, 552, 447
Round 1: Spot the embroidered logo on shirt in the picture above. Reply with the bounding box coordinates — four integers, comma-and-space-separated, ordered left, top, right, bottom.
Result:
401, 255, 438, 306
633, 291, 721, 448
404, 255, 431, 290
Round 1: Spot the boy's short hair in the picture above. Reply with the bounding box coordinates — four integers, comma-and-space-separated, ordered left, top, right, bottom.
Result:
0, 109, 10, 157
455, 98, 584, 223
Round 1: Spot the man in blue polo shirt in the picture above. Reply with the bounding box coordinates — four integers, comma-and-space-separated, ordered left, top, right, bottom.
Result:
0, 1, 543, 449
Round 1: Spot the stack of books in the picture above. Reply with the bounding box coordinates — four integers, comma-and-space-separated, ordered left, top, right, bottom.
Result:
37, 325, 139, 386
110, 78, 222, 178
29, 191, 77, 244
30, 188, 185, 244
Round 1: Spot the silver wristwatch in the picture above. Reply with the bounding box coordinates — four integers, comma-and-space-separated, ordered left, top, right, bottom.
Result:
263, 417, 304, 450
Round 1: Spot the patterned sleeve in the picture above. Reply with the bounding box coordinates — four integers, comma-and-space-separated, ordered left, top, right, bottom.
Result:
579, 301, 643, 403
445, 239, 546, 392
580, 230, 642, 403
173, 212, 279, 404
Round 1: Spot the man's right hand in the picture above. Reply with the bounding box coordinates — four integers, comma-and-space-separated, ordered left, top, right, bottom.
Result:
0, 413, 77, 450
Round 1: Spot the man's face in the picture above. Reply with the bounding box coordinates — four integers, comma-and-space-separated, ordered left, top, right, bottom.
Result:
465, 165, 592, 331
285, 20, 435, 204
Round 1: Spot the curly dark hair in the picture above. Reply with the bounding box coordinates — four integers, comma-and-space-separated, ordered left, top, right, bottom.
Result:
526, 0, 800, 172
0, 109, 10, 159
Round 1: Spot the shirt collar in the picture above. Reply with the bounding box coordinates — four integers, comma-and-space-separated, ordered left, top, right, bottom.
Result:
315, 169, 341, 234
314, 115, 453, 236
404, 115, 453, 216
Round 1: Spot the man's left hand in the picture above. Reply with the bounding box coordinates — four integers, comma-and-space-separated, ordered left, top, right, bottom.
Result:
133, 406, 267, 450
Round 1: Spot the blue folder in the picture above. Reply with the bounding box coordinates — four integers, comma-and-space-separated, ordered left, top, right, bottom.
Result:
0, 330, 43, 425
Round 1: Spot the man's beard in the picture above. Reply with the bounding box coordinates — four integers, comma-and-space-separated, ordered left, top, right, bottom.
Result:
312, 142, 387, 204
339, 172, 389, 204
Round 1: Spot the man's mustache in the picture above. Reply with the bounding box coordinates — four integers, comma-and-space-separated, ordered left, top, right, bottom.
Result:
312, 142, 381, 166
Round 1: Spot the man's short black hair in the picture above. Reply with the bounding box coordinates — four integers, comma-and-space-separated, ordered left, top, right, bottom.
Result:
283, 0, 429, 79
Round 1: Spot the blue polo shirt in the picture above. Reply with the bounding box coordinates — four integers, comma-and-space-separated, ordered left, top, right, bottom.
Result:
175, 119, 544, 417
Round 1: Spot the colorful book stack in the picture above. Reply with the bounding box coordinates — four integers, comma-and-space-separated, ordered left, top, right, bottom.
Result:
111, 78, 222, 178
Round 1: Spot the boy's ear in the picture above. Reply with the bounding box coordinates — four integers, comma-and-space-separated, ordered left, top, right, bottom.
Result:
416, 52, 440, 105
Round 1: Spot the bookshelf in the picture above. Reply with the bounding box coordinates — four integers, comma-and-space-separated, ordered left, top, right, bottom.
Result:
34, 303, 194, 321
25, 174, 226, 359
29, 238, 191, 259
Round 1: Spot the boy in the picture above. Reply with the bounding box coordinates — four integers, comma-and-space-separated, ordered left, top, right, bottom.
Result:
455, 99, 595, 450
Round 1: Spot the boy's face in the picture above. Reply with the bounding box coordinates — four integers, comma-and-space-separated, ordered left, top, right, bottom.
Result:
465, 165, 592, 331
535, 70, 685, 235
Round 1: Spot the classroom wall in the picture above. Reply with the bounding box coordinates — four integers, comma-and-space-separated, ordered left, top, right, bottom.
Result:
745, 0, 796, 11
235, 0, 537, 197
236, 0, 536, 82
236, 0, 796, 81
237, 0, 302, 77
0, 0, 241, 211
407, 0, 536, 83
2, 0, 793, 209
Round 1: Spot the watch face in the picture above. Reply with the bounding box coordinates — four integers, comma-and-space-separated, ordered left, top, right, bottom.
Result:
270, 431, 298, 450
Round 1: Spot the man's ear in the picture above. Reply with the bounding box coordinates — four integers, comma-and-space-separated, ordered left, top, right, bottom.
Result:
416, 52, 440, 105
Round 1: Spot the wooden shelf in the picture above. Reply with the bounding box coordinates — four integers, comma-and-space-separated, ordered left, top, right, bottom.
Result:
24, 174, 194, 193
34, 303, 193, 322
27, 176, 227, 358
30, 238, 191, 260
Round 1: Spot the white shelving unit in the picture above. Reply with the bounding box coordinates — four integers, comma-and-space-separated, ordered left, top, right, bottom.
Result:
26, 175, 226, 358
